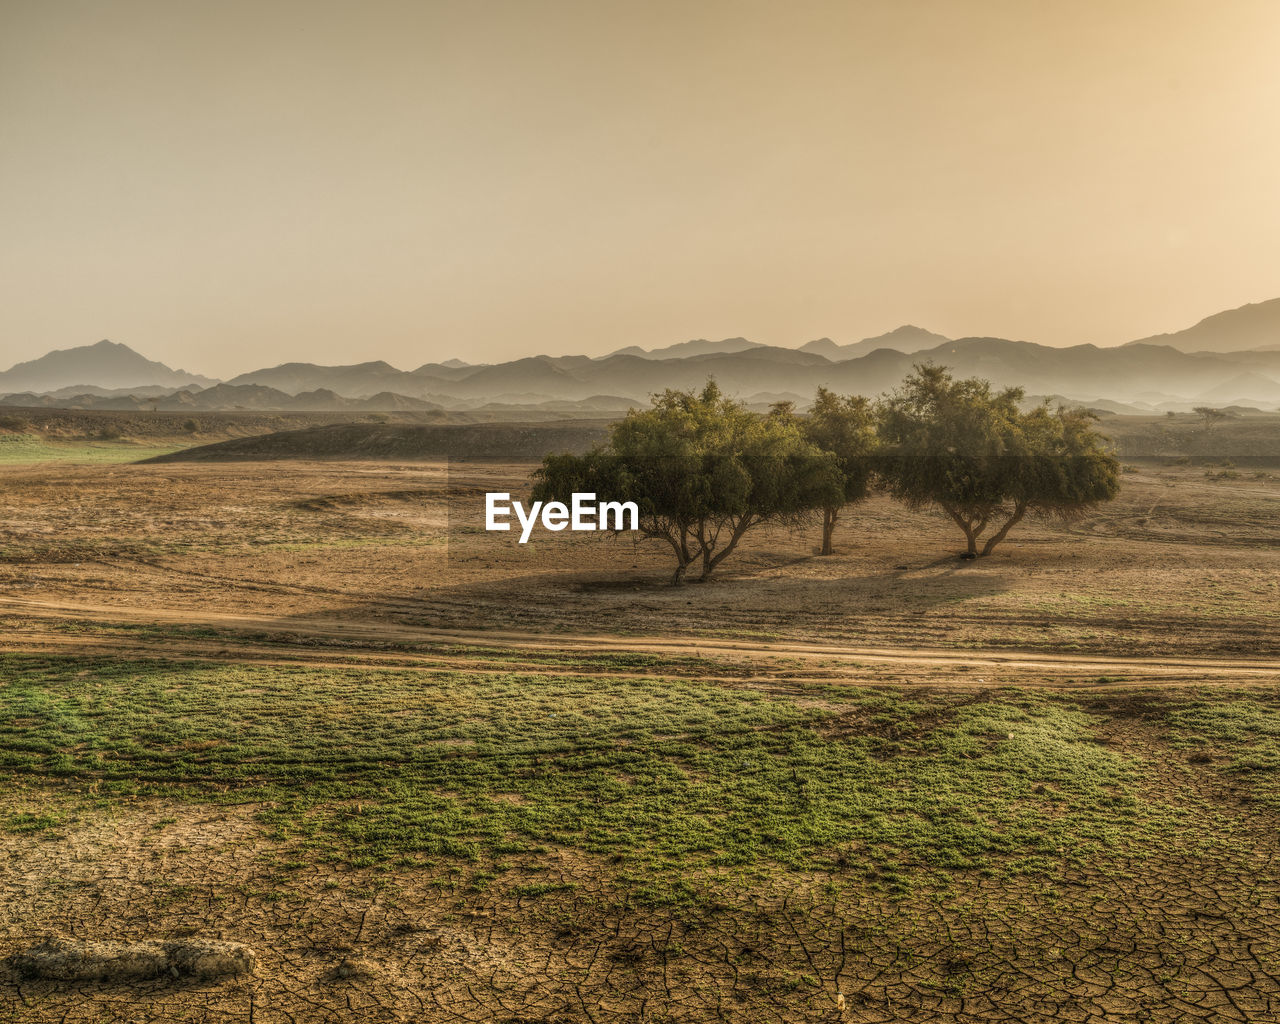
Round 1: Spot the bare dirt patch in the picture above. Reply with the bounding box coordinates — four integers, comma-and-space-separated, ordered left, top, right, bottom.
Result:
0, 458, 1275, 657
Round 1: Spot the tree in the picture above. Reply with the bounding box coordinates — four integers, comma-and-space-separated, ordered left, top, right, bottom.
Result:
797, 388, 878, 554
533, 381, 844, 584
878, 365, 1119, 557
1192, 406, 1230, 433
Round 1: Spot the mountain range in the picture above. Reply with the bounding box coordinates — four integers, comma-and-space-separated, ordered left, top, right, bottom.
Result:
5, 298, 1280, 412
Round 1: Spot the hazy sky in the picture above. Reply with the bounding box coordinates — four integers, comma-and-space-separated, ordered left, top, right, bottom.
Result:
2, 0, 1279, 376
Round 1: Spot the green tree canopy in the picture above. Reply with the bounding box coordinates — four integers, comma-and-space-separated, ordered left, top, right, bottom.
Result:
877, 364, 1119, 556
797, 387, 879, 555
533, 381, 844, 583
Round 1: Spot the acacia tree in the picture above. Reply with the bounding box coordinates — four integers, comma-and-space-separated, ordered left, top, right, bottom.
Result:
533, 381, 843, 584
1193, 406, 1230, 433
797, 388, 878, 555
878, 365, 1119, 557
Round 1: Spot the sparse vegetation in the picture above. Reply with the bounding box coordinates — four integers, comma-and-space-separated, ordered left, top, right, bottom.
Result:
1, 450, 1279, 1022
0, 654, 1182, 878
0, 433, 182, 464
3, 647, 1279, 1019
1193, 405, 1232, 433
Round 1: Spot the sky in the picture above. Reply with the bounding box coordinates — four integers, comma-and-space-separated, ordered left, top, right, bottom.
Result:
2, 0, 1279, 377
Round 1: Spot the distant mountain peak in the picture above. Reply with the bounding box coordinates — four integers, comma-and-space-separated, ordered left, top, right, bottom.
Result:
606, 337, 763, 360
800, 325, 951, 360
0, 339, 217, 393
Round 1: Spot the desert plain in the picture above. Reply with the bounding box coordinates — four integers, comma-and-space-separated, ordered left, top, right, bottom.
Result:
1, 424, 1279, 1023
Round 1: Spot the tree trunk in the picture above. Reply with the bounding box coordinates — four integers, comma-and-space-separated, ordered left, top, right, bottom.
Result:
700, 516, 754, 580
945, 507, 980, 557
980, 503, 1028, 556
953, 516, 978, 556
660, 527, 697, 585
820, 507, 837, 555
695, 520, 716, 579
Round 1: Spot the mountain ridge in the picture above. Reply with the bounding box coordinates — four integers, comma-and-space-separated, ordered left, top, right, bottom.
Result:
8, 296, 1280, 409
1125, 297, 1280, 354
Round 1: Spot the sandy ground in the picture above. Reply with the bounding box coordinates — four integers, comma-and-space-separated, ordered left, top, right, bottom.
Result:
1, 457, 1279, 1022
0, 457, 1275, 658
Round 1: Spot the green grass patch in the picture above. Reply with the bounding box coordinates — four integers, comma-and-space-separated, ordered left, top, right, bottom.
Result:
4, 810, 64, 834
0, 655, 1186, 885
1165, 696, 1280, 808
0, 433, 182, 464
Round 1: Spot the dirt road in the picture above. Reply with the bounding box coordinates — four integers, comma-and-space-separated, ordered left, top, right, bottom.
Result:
1, 593, 1275, 689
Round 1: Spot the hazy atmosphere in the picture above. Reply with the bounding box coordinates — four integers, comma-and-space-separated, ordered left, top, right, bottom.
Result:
3, 0, 1279, 376
6, 6, 1280, 1021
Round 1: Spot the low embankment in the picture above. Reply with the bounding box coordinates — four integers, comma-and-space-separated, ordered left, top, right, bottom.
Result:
142, 420, 611, 461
